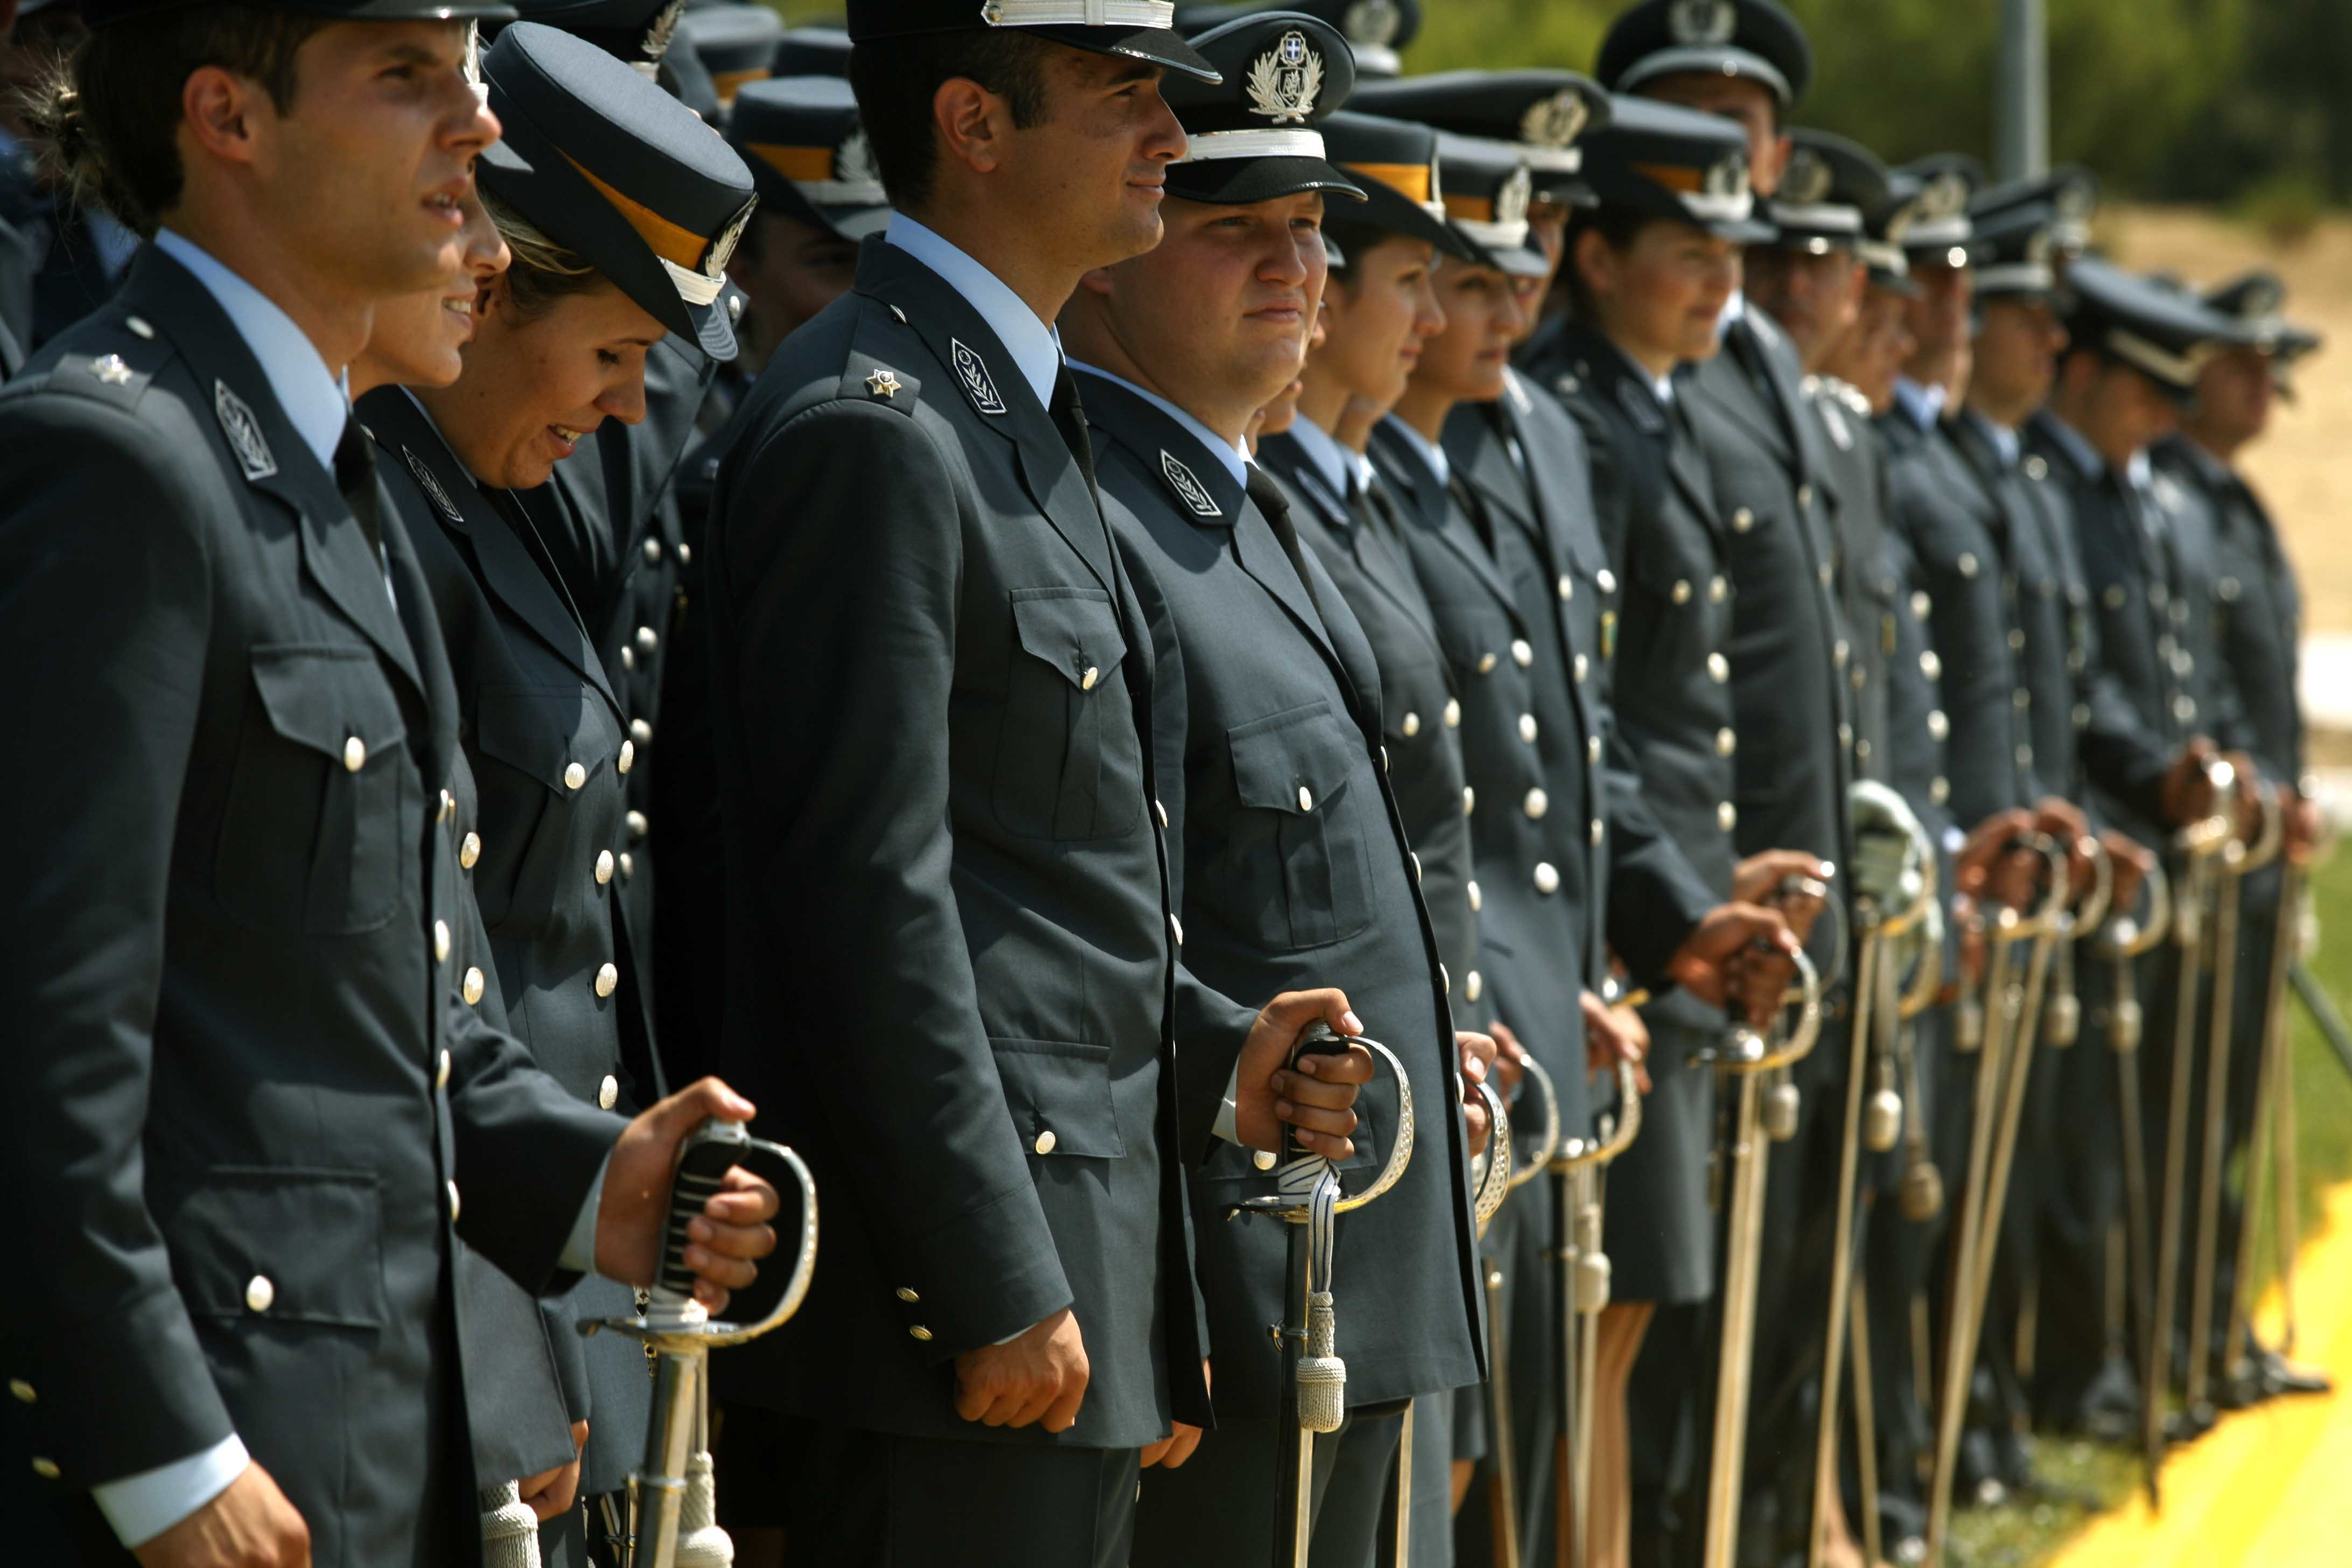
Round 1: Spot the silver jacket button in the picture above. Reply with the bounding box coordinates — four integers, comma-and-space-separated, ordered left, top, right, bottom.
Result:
246, 1275, 275, 1313
598, 1074, 619, 1110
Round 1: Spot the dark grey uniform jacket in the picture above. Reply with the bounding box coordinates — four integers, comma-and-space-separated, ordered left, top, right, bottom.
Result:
704, 242, 1233, 1449
0, 249, 623, 1565
361, 387, 655, 1499
1670, 309, 1856, 912
2023, 414, 2213, 838
1083, 373, 1483, 1416
2152, 435, 2302, 785
1809, 379, 1896, 788
1542, 327, 1739, 1301
1258, 430, 1479, 995
1879, 404, 2034, 827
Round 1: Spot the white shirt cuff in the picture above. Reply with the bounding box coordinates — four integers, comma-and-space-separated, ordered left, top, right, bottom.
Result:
93, 1434, 250, 1549
1211, 1060, 1244, 1146
558, 1152, 611, 1276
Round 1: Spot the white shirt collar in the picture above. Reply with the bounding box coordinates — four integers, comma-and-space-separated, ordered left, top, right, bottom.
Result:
2125, 448, 2153, 492
1285, 414, 1356, 502
1380, 414, 1451, 488
1614, 344, 1675, 407
1072, 362, 1252, 488
884, 213, 1063, 411
1716, 289, 1747, 342
1965, 407, 2021, 468
1893, 376, 1945, 432
155, 228, 348, 472
2042, 411, 2105, 480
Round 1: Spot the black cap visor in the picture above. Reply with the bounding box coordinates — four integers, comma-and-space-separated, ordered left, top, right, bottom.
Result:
1467, 230, 1552, 279
1618, 46, 1790, 106
1587, 164, 1771, 244
1165, 155, 1366, 207
1024, 23, 1221, 82
1342, 172, 1479, 263
480, 132, 741, 361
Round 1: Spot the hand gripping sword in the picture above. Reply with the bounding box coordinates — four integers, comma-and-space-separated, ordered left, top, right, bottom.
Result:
1478, 1052, 1559, 1568
1226, 1021, 1417, 1568
1696, 946, 1825, 1568
2184, 784, 2283, 1425
580, 1120, 819, 1568
1926, 835, 2070, 1566
1808, 790, 1938, 1568
2141, 760, 2238, 1483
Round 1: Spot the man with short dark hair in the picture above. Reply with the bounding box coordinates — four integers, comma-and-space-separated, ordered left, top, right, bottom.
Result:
0, 7, 785, 1566
705, 6, 1378, 1564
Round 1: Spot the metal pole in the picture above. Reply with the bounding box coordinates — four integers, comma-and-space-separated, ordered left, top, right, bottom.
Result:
1995, 0, 2049, 182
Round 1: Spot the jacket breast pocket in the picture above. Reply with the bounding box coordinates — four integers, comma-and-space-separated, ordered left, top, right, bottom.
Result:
164, 1167, 388, 1329
992, 1038, 1124, 1159
1224, 701, 1375, 952
993, 587, 1142, 841
471, 683, 622, 940
216, 644, 414, 935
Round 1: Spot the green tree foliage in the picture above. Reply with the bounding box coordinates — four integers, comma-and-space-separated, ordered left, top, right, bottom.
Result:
771, 0, 2328, 202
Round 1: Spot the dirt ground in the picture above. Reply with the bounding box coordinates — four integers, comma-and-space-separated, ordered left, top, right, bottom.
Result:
2100, 206, 2352, 633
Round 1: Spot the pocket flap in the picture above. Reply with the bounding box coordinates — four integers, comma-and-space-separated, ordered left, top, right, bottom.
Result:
1011, 588, 1128, 691
250, 644, 406, 761
164, 1167, 388, 1328
992, 1039, 1124, 1159
475, 684, 618, 794
1228, 702, 1359, 816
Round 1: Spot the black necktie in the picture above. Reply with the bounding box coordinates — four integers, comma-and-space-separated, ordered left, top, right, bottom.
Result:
1049, 365, 1098, 493
1245, 466, 1328, 627
1449, 472, 1499, 556
334, 416, 384, 563
1361, 472, 1410, 550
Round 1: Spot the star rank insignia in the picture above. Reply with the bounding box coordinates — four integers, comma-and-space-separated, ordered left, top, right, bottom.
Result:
866, 367, 902, 400
90, 354, 131, 386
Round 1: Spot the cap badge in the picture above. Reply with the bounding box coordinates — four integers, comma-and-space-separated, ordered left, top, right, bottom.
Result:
705, 198, 756, 282
1496, 164, 1534, 228
213, 380, 276, 482
1521, 89, 1591, 150
1343, 0, 1402, 46
1668, 0, 1738, 47
1920, 172, 1967, 222
951, 339, 1007, 417
2055, 181, 2096, 223
641, 0, 685, 62
1781, 148, 1832, 206
1704, 152, 1751, 204
1248, 30, 1326, 126
1161, 451, 1222, 518
2026, 229, 2054, 267
402, 447, 463, 526
2243, 277, 2283, 318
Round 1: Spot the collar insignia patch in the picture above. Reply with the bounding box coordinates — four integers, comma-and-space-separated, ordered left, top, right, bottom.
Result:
1161, 450, 1222, 517
402, 446, 463, 526
213, 380, 276, 482
951, 338, 1007, 416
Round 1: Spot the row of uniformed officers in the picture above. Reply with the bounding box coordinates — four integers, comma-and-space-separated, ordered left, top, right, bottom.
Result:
0, 0, 2327, 1566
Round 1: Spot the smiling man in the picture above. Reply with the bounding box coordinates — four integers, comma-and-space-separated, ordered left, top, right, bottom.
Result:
0, 6, 790, 1567
702, 5, 1384, 1566
1058, 16, 1502, 1562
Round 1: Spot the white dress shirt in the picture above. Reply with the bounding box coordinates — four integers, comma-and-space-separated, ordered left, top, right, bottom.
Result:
1071, 362, 1254, 487
1285, 412, 1360, 503
1379, 413, 1452, 490
1892, 375, 1947, 434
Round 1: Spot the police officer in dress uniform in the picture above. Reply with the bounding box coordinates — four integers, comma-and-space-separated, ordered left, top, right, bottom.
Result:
1591, 5, 1860, 1555
2022, 256, 2245, 1433
2150, 271, 2334, 1406
0, 7, 782, 1564
1058, 18, 1498, 1562
1538, 96, 1816, 1568
701, 6, 1378, 1563
353, 24, 759, 1563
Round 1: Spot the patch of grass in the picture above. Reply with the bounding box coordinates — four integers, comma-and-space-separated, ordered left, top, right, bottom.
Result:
2236, 171, 2334, 249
